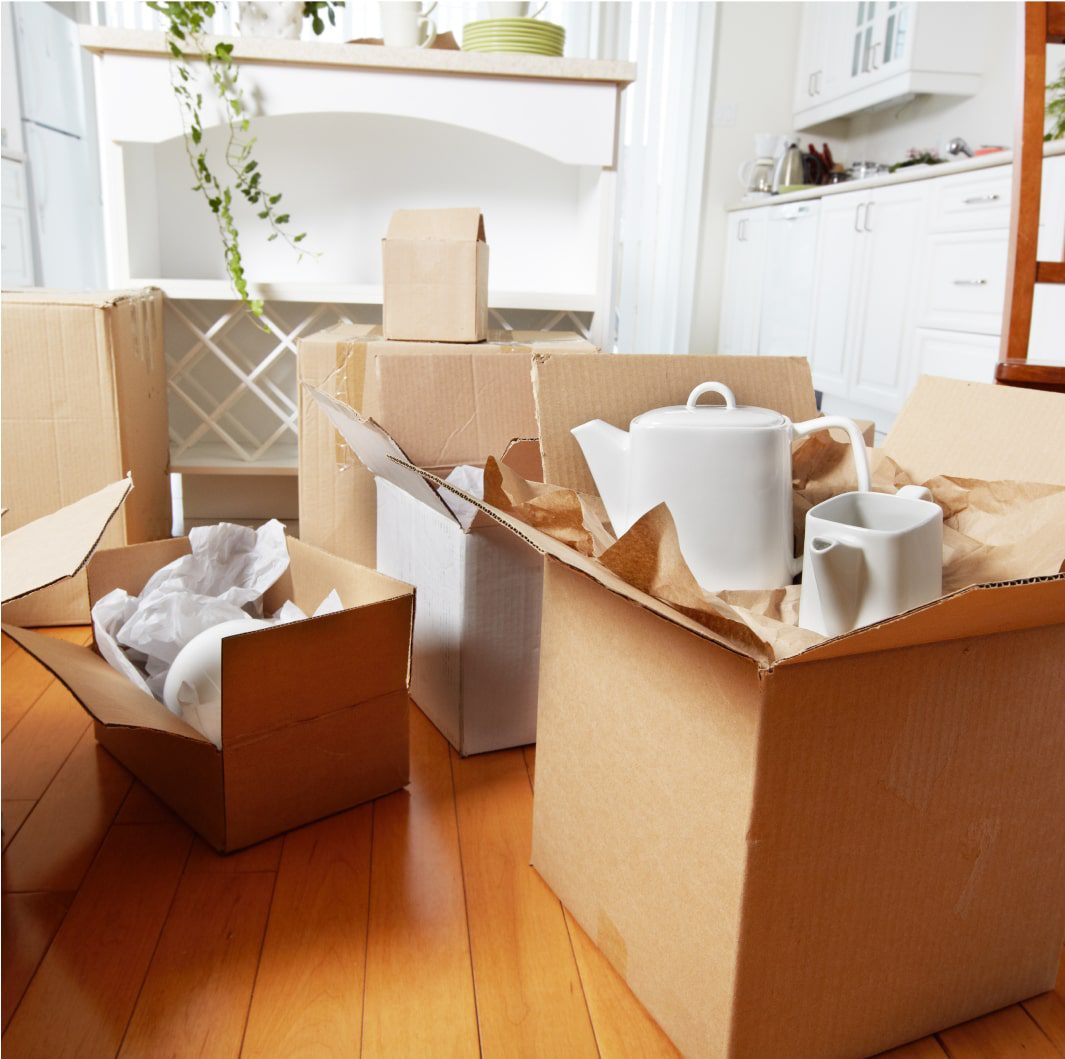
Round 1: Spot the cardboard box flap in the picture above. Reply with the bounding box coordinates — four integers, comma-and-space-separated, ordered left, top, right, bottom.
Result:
306, 385, 457, 522
1, 477, 133, 605
385, 208, 485, 242
1, 288, 157, 309
884, 377, 1065, 486
532, 354, 822, 493
1, 624, 212, 743
778, 575, 1065, 667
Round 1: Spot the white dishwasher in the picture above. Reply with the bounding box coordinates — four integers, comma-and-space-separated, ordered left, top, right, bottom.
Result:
757, 200, 819, 359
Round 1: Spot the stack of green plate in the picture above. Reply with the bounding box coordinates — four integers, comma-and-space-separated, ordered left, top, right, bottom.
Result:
462, 18, 565, 56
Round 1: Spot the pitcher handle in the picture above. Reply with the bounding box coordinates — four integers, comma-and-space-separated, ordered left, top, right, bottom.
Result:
792, 415, 871, 493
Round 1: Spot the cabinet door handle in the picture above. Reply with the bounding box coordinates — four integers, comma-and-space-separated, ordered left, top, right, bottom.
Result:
855, 203, 866, 232
871, 44, 881, 70
815, 70, 822, 93
808, 72, 814, 96
952, 278, 989, 286
962, 193, 1001, 205
864, 201, 873, 232
738, 218, 746, 241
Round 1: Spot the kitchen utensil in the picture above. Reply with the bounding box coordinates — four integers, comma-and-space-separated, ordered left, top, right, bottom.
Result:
487, 1, 547, 16
827, 166, 849, 184
163, 617, 272, 747
822, 142, 835, 170
798, 486, 943, 637
803, 148, 827, 186
381, 0, 437, 47
944, 136, 974, 158
738, 156, 774, 196
571, 382, 871, 591
772, 137, 806, 193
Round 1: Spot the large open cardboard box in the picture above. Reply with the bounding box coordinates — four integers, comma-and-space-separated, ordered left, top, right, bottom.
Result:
2, 480, 414, 853
297, 323, 597, 569
413, 357, 1065, 1059
1, 289, 172, 625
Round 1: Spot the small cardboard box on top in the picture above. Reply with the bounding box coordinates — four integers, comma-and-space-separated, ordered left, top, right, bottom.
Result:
417, 355, 1065, 1059
382, 208, 488, 342
1, 480, 414, 853
1, 289, 172, 626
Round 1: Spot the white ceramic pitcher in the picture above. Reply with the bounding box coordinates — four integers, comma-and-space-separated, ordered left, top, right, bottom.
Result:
798, 486, 944, 636
571, 382, 871, 591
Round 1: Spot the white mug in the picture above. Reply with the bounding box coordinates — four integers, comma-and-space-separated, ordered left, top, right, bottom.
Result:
798, 486, 943, 637
380, 1, 437, 48
487, 2, 547, 18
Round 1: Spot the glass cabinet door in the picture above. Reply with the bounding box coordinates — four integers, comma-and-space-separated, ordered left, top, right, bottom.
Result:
850, 1, 877, 82
880, 0, 912, 71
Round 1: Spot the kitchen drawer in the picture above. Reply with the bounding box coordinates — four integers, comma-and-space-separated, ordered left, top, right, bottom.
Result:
913, 328, 998, 384
929, 167, 1012, 232
917, 230, 1007, 335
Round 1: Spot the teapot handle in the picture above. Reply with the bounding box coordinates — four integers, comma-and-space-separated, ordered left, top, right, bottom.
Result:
687, 382, 737, 410
792, 415, 871, 493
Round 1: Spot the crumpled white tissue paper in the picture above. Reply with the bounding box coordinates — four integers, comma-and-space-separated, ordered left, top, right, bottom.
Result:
439, 465, 485, 531
91, 520, 342, 743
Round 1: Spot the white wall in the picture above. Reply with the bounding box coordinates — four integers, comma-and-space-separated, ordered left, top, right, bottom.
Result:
690, 1, 801, 354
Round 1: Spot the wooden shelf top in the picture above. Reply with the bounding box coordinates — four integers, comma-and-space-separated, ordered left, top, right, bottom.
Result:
79, 26, 637, 86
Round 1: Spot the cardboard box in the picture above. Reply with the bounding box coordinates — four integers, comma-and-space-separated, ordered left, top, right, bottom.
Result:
310, 387, 543, 755
2, 479, 414, 853
1, 289, 172, 625
382, 208, 488, 342
415, 359, 1065, 1059
297, 323, 597, 569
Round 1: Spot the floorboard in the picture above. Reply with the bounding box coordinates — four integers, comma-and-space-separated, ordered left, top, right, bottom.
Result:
361, 706, 480, 1059
1, 823, 192, 1057
1, 891, 72, 1030
118, 870, 275, 1057
1, 632, 1062, 1058
240, 806, 373, 1058
2, 728, 131, 893
451, 746, 599, 1058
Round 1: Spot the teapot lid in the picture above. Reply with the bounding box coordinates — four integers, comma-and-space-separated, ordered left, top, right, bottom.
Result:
633, 382, 787, 430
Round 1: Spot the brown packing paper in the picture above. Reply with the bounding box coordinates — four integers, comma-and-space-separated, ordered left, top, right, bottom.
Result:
477, 437, 1065, 664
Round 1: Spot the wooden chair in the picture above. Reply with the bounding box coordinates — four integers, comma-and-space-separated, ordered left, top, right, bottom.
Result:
996, 1, 1065, 393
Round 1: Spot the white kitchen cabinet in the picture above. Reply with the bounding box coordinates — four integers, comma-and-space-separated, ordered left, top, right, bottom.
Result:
795, 2, 987, 130
1, 154, 34, 286
718, 208, 767, 355
759, 201, 819, 358
808, 181, 927, 413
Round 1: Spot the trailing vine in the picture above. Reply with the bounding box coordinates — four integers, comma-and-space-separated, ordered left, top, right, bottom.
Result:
1047, 62, 1065, 142
148, 1, 341, 318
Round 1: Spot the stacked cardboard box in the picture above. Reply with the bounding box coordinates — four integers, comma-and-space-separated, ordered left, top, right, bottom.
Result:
1, 289, 172, 624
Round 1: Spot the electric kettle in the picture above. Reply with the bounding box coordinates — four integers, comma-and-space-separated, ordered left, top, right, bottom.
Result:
772, 136, 806, 192
571, 382, 871, 591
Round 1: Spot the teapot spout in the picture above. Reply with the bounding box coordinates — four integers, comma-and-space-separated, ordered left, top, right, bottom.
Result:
808, 535, 863, 636
571, 420, 631, 534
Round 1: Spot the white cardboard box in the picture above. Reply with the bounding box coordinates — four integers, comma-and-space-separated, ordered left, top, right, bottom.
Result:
311, 388, 543, 755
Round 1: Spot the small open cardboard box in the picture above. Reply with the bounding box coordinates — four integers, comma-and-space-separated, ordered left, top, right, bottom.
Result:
382, 208, 488, 343
408, 356, 1065, 1059
309, 388, 544, 756
1, 480, 414, 853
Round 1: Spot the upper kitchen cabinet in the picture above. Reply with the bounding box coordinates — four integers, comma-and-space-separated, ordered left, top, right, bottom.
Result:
794, 2, 988, 130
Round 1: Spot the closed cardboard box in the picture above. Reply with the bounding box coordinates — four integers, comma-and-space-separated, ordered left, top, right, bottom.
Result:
1, 479, 414, 852
414, 358, 1065, 1058
297, 323, 597, 569
1, 289, 171, 625
382, 208, 488, 342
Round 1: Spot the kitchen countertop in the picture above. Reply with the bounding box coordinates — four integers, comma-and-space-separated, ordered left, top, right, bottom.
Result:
728, 138, 1065, 211
79, 26, 637, 86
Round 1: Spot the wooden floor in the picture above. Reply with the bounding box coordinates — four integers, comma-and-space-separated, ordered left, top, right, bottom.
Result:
2, 628, 1063, 1058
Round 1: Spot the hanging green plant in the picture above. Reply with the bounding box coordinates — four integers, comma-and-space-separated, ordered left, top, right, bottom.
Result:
1047, 62, 1065, 142
147, 1, 341, 318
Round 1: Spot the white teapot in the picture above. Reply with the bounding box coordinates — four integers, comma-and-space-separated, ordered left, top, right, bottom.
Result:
571, 382, 871, 591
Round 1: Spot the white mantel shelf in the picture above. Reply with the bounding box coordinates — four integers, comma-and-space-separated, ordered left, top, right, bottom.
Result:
729, 139, 1065, 212
79, 26, 636, 86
